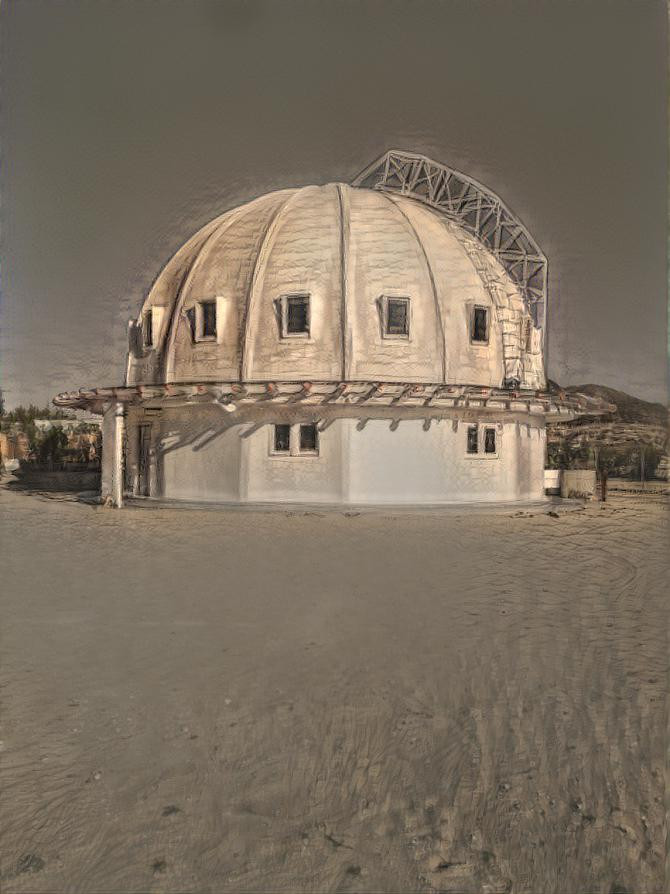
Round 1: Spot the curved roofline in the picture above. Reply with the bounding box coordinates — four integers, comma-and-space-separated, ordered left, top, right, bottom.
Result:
124, 173, 547, 391
351, 150, 547, 341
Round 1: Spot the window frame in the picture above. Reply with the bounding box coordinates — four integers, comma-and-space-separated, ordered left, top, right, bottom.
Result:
201, 300, 217, 339
381, 295, 411, 340
142, 309, 153, 348
483, 426, 497, 455
522, 316, 534, 353
298, 423, 319, 455
466, 424, 479, 455
470, 305, 490, 345
186, 307, 196, 343
269, 422, 320, 458
278, 293, 311, 339
185, 300, 218, 343
272, 423, 291, 455
465, 423, 501, 459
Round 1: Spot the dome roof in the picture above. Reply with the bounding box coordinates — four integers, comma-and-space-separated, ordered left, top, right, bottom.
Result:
127, 183, 544, 390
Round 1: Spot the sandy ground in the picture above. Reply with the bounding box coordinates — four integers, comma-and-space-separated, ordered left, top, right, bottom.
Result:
0, 483, 667, 894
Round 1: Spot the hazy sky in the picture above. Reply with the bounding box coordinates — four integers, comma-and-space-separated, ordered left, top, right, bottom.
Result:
2, 0, 667, 407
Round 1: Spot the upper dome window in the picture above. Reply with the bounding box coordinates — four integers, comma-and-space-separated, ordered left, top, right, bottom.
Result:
142, 309, 153, 348
186, 300, 218, 343
382, 296, 410, 339
470, 306, 489, 344
202, 301, 217, 339
279, 294, 310, 338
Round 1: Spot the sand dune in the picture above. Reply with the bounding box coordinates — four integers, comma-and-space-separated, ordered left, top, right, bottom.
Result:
0, 485, 666, 893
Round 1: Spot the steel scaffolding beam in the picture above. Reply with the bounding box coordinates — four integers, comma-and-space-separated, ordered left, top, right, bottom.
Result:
352, 150, 548, 335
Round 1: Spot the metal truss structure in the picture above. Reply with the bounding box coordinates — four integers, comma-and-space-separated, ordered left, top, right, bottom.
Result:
352, 150, 547, 332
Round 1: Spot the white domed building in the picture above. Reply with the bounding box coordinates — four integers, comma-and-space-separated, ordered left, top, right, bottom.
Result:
55, 151, 581, 507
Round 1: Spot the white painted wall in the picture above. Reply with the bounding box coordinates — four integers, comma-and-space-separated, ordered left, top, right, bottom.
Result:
243, 420, 346, 503
346, 417, 545, 503
158, 405, 242, 502
144, 406, 546, 505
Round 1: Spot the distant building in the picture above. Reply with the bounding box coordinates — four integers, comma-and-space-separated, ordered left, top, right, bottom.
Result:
55, 150, 586, 506
0, 430, 29, 468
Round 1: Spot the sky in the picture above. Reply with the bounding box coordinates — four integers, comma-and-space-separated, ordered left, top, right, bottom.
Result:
1, 0, 667, 408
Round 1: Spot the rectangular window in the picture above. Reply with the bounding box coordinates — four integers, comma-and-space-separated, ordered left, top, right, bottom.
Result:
186, 307, 196, 342
385, 297, 410, 336
299, 423, 318, 453
484, 427, 496, 454
143, 309, 153, 347
137, 423, 152, 496
471, 306, 489, 343
202, 300, 217, 338
274, 424, 290, 453
283, 295, 310, 335
523, 317, 537, 354
467, 425, 479, 454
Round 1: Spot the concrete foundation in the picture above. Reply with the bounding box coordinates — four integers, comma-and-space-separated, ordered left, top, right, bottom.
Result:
561, 469, 597, 500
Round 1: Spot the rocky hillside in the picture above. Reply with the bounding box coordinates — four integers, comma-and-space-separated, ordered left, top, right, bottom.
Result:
548, 382, 667, 426
546, 382, 668, 478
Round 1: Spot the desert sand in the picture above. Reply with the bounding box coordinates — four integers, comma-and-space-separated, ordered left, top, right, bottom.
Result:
0, 483, 666, 893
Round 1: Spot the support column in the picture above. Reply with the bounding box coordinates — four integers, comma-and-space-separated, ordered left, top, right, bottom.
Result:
112, 401, 125, 508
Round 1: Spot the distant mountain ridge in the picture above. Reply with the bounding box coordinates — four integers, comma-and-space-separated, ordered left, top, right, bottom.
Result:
548, 382, 667, 427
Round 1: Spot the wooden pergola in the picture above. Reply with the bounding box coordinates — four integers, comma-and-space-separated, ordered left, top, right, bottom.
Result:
53, 379, 612, 420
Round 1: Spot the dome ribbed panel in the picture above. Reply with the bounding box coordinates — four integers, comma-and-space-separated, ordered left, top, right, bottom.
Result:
239, 188, 308, 380
243, 184, 343, 382
377, 191, 447, 383
168, 190, 296, 383
344, 186, 442, 383
128, 182, 542, 389
335, 183, 350, 382
384, 195, 508, 387
127, 214, 231, 386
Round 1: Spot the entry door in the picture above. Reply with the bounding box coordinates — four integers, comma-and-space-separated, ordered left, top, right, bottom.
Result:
137, 424, 152, 497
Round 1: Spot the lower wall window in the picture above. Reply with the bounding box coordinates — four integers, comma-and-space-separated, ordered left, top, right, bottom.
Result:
299, 424, 318, 452
466, 424, 499, 457
274, 424, 290, 453
271, 423, 319, 456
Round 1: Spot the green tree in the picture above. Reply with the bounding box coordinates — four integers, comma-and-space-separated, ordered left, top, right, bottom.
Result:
595, 446, 624, 502
2, 404, 74, 424
37, 428, 68, 466
632, 442, 661, 483
548, 435, 591, 470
